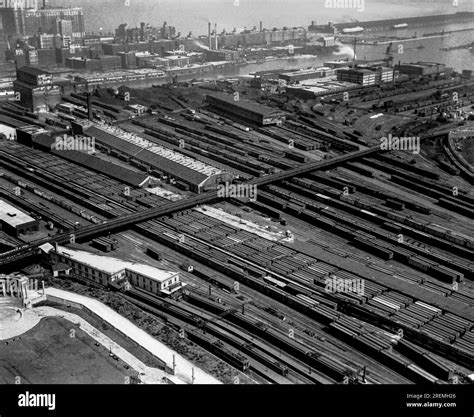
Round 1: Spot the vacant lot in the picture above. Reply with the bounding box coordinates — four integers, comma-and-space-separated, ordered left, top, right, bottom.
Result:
0, 317, 138, 384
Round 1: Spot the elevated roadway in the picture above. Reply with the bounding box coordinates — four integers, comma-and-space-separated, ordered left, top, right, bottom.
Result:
0, 146, 381, 267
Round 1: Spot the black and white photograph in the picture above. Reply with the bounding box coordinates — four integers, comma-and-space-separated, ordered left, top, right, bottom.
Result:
0, 0, 473, 414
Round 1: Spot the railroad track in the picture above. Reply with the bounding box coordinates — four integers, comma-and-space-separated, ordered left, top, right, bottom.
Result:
124, 287, 327, 384
0, 146, 381, 266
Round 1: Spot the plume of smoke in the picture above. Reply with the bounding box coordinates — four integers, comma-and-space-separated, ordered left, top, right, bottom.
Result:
194, 40, 209, 50
333, 41, 356, 59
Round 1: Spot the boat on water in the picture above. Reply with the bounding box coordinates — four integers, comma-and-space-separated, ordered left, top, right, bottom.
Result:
342, 26, 364, 34
393, 23, 408, 29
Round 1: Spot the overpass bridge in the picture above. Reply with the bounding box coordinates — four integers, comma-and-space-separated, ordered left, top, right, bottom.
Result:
0, 146, 381, 267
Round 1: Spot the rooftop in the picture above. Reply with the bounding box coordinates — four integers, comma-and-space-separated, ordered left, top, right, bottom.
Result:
56, 245, 177, 283
0, 199, 36, 228
85, 123, 223, 186
206, 93, 287, 118
17, 66, 51, 77
50, 149, 151, 188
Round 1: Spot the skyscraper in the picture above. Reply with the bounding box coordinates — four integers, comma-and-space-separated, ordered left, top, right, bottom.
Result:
0, 0, 41, 9
1, 6, 85, 38
56, 18, 73, 37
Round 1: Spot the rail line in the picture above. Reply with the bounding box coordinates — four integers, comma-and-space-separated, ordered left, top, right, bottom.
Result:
0, 146, 381, 266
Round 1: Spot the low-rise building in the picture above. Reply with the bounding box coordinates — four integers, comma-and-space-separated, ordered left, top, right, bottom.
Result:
395, 62, 447, 78
49, 245, 186, 296
0, 199, 39, 237
337, 68, 377, 86
206, 93, 287, 126
279, 67, 336, 83
127, 104, 147, 114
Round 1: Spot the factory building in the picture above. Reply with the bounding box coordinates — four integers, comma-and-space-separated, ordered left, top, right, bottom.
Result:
206, 93, 287, 126
159, 54, 190, 68
16, 125, 52, 147
66, 55, 122, 71
49, 245, 186, 297
72, 121, 232, 193
395, 62, 447, 78
337, 68, 377, 86
285, 80, 360, 99
71, 69, 167, 89
118, 51, 137, 69
50, 150, 151, 188
205, 49, 241, 62
0, 199, 39, 237
13, 66, 62, 112
279, 67, 336, 83
208, 27, 307, 49
372, 66, 394, 83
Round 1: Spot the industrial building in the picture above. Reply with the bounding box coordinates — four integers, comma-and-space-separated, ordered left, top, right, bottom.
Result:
49, 245, 186, 296
50, 149, 152, 188
16, 125, 53, 148
72, 69, 167, 89
65, 55, 122, 72
279, 67, 336, 83
115, 21, 177, 43
372, 66, 394, 83
286, 80, 360, 99
395, 62, 448, 78
205, 25, 307, 49
71, 121, 232, 193
337, 68, 377, 86
13, 66, 62, 113
205, 49, 241, 62
0, 199, 39, 237
206, 93, 287, 126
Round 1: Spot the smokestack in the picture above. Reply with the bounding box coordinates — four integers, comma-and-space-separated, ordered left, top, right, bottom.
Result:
87, 92, 93, 121
43, 0, 46, 8
260, 21, 263, 32
208, 22, 212, 50
214, 23, 218, 50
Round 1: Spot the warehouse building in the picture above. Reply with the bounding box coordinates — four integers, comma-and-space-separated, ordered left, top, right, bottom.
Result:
13, 66, 62, 113
279, 67, 336, 83
286, 80, 360, 99
50, 149, 151, 188
205, 49, 240, 62
73, 121, 232, 193
17, 125, 54, 148
206, 93, 287, 126
395, 62, 448, 78
337, 68, 377, 86
0, 199, 39, 237
71, 69, 167, 89
49, 245, 186, 296
372, 66, 394, 83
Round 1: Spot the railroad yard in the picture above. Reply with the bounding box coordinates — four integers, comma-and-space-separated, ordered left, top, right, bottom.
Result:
1, 61, 474, 386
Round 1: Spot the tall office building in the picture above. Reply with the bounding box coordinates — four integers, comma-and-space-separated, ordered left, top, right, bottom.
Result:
0, 0, 41, 8
1, 7, 85, 38
56, 18, 73, 37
